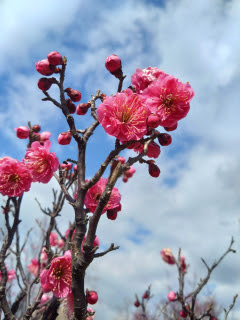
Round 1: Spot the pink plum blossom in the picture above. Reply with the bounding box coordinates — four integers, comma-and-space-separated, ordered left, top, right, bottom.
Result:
131, 67, 166, 93
0, 268, 16, 282
40, 131, 52, 142
97, 89, 149, 142
140, 75, 194, 127
0, 157, 32, 197
23, 140, 59, 184
84, 177, 121, 214
40, 247, 48, 266
14, 126, 30, 139
27, 258, 39, 277
49, 232, 58, 247
40, 250, 72, 298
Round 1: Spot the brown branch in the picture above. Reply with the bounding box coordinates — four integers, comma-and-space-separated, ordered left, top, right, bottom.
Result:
117, 74, 126, 92
224, 294, 238, 320
94, 243, 120, 258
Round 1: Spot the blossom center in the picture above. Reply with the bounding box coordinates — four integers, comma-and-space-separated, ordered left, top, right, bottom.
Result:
10, 174, 20, 182
163, 94, 174, 107
54, 266, 63, 278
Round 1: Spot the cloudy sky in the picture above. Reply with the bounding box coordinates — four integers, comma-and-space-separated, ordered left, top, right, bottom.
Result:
1, 0, 240, 319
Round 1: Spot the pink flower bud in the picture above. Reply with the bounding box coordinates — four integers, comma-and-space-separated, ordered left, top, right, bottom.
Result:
179, 310, 188, 318
164, 122, 178, 132
32, 125, 41, 133
122, 176, 128, 183
76, 103, 90, 115
158, 133, 172, 146
167, 291, 176, 302
49, 232, 58, 247
143, 290, 150, 299
65, 88, 81, 102
66, 99, 76, 114
58, 239, 64, 248
74, 165, 77, 171
47, 51, 63, 65
147, 114, 160, 129
58, 132, 72, 145
35, 59, 54, 76
125, 166, 136, 178
160, 248, 175, 264
37, 78, 54, 91
61, 162, 72, 171
148, 162, 160, 178
105, 54, 122, 73
40, 294, 51, 305
14, 126, 30, 139
117, 156, 125, 164
86, 291, 98, 305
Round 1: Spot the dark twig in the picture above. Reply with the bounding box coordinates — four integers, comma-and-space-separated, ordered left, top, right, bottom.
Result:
94, 243, 120, 258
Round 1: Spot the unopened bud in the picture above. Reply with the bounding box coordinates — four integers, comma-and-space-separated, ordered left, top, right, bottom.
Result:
37, 77, 54, 91
164, 122, 178, 132
14, 126, 30, 139
167, 291, 176, 302
147, 114, 160, 129
66, 99, 76, 114
134, 301, 140, 307
47, 51, 63, 65
86, 291, 98, 305
179, 310, 188, 318
61, 162, 72, 171
105, 54, 122, 73
58, 132, 72, 145
107, 209, 118, 220
76, 103, 90, 115
148, 162, 160, 178
158, 133, 172, 146
32, 125, 41, 133
35, 59, 54, 76
65, 88, 81, 102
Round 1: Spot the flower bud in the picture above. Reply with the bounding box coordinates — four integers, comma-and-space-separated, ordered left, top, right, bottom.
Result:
58, 132, 72, 145
14, 126, 30, 139
65, 88, 81, 102
107, 209, 118, 220
47, 51, 62, 65
134, 301, 140, 307
61, 162, 72, 171
125, 166, 136, 178
147, 141, 161, 158
74, 165, 77, 171
35, 59, 54, 76
76, 103, 90, 115
158, 133, 172, 146
117, 156, 125, 164
164, 122, 178, 132
58, 239, 64, 248
160, 248, 175, 264
143, 290, 150, 299
122, 176, 128, 183
167, 291, 176, 302
148, 162, 160, 178
32, 125, 41, 133
147, 114, 160, 129
86, 291, 98, 305
37, 78, 54, 91
66, 99, 76, 114
49, 232, 58, 247
105, 54, 122, 73
180, 256, 187, 273
179, 310, 188, 318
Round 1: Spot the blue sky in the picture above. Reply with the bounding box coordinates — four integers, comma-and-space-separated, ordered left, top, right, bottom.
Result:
1, 0, 240, 319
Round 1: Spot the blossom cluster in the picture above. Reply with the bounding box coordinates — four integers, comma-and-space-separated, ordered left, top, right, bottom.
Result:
0, 135, 59, 197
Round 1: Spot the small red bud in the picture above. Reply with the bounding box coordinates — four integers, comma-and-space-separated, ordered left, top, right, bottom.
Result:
143, 291, 149, 299
66, 88, 81, 102
148, 162, 160, 178
158, 133, 172, 146
134, 301, 140, 307
107, 209, 118, 220
35, 59, 54, 76
164, 122, 178, 132
86, 291, 98, 305
58, 132, 72, 145
37, 77, 54, 91
105, 54, 122, 73
147, 114, 160, 129
66, 99, 76, 114
179, 310, 188, 318
167, 291, 176, 302
76, 103, 90, 115
47, 51, 63, 65
14, 126, 30, 139
122, 176, 128, 183
32, 125, 41, 133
